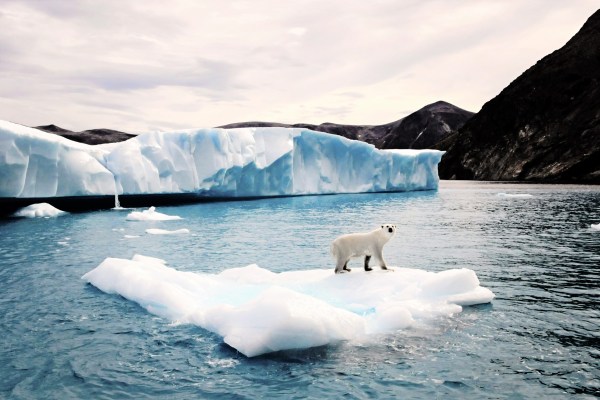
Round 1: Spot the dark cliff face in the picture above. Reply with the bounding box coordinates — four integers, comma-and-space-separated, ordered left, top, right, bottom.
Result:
218, 101, 473, 149
35, 125, 136, 145
437, 9, 600, 183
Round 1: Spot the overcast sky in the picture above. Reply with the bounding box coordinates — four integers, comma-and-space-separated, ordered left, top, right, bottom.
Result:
0, 1, 597, 133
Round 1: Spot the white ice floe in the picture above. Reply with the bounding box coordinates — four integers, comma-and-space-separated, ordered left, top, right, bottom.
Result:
13, 202, 67, 218
126, 206, 182, 221
0, 120, 444, 199
591, 223, 600, 231
497, 193, 533, 198
82, 255, 495, 357
145, 228, 190, 235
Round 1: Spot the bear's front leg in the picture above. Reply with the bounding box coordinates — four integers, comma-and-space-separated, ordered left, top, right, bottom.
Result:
376, 252, 394, 272
364, 255, 372, 271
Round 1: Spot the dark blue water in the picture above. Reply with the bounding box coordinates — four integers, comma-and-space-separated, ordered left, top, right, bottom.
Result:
1, 181, 599, 399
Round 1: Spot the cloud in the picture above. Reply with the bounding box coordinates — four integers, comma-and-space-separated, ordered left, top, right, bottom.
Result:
0, 0, 598, 132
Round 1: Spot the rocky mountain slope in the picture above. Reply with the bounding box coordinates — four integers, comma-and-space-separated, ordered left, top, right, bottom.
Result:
218, 101, 473, 150
436, 9, 600, 183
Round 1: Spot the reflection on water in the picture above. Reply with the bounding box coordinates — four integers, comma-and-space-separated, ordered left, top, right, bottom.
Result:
0, 181, 599, 398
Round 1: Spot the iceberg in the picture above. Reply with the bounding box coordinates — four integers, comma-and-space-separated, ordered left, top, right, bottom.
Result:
82, 255, 494, 357
0, 120, 444, 202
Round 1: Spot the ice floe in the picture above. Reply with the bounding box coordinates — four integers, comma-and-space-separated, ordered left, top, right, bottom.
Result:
82, 255, 495, 357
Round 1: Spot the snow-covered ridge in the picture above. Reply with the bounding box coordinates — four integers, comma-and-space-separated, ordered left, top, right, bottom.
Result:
0, 120, 444, 199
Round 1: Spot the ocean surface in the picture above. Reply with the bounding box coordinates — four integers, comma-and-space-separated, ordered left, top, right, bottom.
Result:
1, 181, 598, 399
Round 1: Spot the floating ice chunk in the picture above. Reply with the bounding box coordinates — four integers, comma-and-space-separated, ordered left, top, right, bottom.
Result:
82, 256, 495, 357
591, 223, 600, 231
145, 228, 190, 235
497, 193, 533, 198
13, 203, 67, 218
126, 206, 182, 221
124, 235, 140, 239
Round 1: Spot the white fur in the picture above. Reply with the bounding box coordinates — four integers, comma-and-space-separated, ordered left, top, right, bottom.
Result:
331, 224, 397, 274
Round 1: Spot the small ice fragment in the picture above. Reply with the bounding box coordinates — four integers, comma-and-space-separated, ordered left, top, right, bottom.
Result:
126, 206, 182, 221
145, 228, 190, 235
591, 223, 600, 231
497, 193, 533, 198
13, 203, 67, 218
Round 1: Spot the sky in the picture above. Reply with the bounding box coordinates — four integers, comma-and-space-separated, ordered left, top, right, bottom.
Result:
0, 1, 597, 133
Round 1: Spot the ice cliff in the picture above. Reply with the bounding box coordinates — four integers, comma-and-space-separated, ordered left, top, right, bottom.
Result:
0, 120, 444, 199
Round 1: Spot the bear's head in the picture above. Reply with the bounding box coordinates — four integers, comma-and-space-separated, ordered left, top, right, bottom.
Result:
380, 224, 397, 237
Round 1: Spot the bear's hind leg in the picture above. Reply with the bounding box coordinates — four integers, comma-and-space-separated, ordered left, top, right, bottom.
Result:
335, 258, 351, 274
343, 260, 351, 272
364, 255, 372, 271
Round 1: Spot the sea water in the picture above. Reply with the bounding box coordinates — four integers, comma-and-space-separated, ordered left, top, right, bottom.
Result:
0, 181, 598, 399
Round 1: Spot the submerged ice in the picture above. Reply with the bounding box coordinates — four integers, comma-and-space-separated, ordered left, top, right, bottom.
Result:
82, 255, 494, 357
0, 120, 444, 199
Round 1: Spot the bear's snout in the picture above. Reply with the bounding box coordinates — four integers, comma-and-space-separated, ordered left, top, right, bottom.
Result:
388, 227, 393, 233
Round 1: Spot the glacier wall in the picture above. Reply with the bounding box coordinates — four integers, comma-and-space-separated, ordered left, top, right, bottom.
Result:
0, 120, 444, 199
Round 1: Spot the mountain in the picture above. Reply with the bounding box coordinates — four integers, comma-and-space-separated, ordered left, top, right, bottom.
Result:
35, 125, 136, 145
436, 10, 600, 183
218, 101, 473, 149
376, 101, 474, 149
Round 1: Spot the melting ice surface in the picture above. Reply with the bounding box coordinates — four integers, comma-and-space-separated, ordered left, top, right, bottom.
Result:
13, 202, 67, 218
82, 255, 494, 357
0, 120, 443, 199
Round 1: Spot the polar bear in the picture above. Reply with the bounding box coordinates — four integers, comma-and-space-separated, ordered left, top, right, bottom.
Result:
331, 224, 397, 274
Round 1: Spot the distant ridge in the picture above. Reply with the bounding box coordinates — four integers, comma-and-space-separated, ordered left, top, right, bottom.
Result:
218, 101, 474, 150
33, 101, 473, 150
436, 9, 600, 182
35, 125, 136, 145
